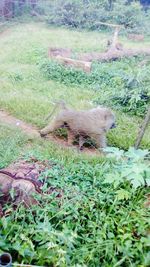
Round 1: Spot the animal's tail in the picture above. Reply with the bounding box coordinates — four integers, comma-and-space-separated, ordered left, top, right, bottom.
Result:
45, 100, 68, 121
54, 100, 68, 110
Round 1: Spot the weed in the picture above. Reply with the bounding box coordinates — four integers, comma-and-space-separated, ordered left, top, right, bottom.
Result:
0, 23, 150, 265
0, 124, 27, 168
0, 147, 150, 266
40, 59, 150, 116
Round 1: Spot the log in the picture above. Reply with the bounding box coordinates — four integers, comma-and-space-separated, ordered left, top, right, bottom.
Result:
78, 47, 150, 62
53, 55, 92, 73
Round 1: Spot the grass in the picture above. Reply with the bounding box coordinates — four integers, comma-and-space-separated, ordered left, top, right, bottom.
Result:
0, 129, 149, 266
0, 22, 150, 149
0, 22, 150, 266
0, 123, 28, 168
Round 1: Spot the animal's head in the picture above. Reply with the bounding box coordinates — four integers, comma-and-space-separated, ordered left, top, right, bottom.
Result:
104, 109, 116, 131
97, 107, 116, 131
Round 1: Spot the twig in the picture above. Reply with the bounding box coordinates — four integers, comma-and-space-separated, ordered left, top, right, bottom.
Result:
96, 21, 123, 28
134, 106, 150, 149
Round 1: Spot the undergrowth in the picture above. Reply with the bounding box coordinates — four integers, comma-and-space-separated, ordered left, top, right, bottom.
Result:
0, 123, 27, 168
0, 147, 150, 266
0, 22, 150, 267
40, 57, 150, 116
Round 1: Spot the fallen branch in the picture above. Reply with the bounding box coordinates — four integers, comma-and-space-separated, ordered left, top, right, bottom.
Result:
78, 47, 150, 62
55, 55, 92, 73
134, 107, 150, 149
95, 21, 123, 29
109, 26, 121, 51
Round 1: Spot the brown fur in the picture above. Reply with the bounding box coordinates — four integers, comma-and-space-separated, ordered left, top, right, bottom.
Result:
40, 105, 116, 150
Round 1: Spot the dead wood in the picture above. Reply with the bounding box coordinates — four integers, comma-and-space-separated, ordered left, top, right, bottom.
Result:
78, 47, 150, 62
54, 55, 92, 73
48, 48, 91, 72
109, 26, 121, 51
95, 22, 123, 29
134, 107, 150, 149
48, 24, 148, 66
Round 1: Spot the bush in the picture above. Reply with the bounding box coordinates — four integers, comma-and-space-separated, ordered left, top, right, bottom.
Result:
0, 148, 150, 266
41, 0, 150, 34
39, 58, 150, 116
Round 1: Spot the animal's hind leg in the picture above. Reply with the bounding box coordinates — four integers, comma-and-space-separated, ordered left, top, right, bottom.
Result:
67, 130, 75, 146
40, 119, 64, 137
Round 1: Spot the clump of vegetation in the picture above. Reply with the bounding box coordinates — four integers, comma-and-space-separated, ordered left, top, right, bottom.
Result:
1, 0, 150, 35
39, 58, 150, 116
0, 18, 150, 267
104, 146, 150, 188
39, 0, 150, 34
0, 147, 150, 266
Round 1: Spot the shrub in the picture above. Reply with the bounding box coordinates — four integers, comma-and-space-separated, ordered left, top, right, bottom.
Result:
41, 0, 150, 34
0, 148, 150, 266
39, 58, 150, 116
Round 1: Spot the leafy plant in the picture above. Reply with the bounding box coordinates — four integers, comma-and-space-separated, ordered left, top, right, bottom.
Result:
40, 58, 150, 116
41, 0, 150, 34
103, 147, 150, 188
110, 67, 150, 116
0, 148, 150, 266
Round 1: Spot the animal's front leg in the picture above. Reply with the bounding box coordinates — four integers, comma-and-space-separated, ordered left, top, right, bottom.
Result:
91, 134, 106, 149
79, 135, 85, 151
99, 135, 106, 148
40, 119, 64, 137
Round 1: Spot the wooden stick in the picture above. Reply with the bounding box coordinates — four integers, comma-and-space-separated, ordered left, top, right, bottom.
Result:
109, 26, 121, 50
134, 107, 150, 149
96, 21, 123, 28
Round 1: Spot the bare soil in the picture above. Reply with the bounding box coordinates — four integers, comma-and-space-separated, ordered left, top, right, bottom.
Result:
0, 109, 99, 155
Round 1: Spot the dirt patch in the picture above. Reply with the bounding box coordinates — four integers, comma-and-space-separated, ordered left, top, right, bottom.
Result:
0, 109, 99, 155
0, 109, 39, 137
0, 157, 62, 216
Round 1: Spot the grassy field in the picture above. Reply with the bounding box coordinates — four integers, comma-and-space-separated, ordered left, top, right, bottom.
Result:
0, 22, 150, 266
0, 22, 150, 149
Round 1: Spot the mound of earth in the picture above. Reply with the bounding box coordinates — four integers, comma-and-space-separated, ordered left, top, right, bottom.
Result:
0, 158, 62, 216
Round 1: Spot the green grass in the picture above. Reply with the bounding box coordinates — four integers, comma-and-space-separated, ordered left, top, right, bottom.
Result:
0, 133, 149, 266
0, 22, 150, 266
0, 123, 28, 168
0, 22, 150, 149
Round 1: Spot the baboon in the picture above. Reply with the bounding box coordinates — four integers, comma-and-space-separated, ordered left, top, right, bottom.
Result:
40, 104, 116, 150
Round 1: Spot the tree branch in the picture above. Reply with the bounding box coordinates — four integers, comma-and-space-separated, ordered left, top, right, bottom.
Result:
134, 107, 150, 149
